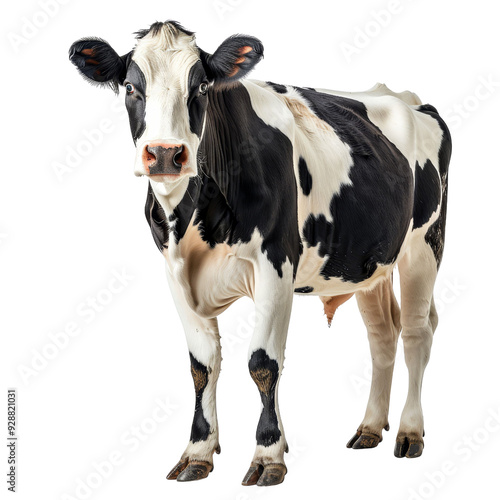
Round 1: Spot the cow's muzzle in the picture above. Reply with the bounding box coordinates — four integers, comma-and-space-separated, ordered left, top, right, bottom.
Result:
142, 143, 189, 176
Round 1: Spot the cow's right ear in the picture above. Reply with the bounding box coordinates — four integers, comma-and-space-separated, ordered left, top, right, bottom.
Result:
69, 38, 130, 94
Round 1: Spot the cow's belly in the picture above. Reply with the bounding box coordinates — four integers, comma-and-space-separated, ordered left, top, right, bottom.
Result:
294, 247, 396, 295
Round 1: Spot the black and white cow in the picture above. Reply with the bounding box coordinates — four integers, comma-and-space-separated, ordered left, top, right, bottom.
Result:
69, 21, 451, 486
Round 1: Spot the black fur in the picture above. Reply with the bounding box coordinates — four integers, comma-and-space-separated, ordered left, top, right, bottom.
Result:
135, 20, 195, 40
124, 61, 147, 143
68, 38, 130, 94
196, 84, 301, 278
187, 61, 209, 137
298, 156, 313, 196
144, 184, 169, 251
413, 160, 441, 229
297, 87, 414, 283
294, 286, 314, 293
266, 81, 287, 94
417, 105, 452, 267
200, 35, 263, 85
248, 349, 281, 447
189, 353, 210, 443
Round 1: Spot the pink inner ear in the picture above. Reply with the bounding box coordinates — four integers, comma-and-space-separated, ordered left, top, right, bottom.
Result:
239, 46, 253, 55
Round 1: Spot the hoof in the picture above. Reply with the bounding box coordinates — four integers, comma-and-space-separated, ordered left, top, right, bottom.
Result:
394, 434, 424, 458
242, 463, 264, 486
258, 464, 287, 486
242, 463, 287, 487
347, 424, 387, 449
176, 461, 213, 482
166, 458, 188, 480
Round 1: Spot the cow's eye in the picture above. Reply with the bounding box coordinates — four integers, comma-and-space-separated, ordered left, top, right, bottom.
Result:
199, 82, 208, 95
125, 83, 135, 94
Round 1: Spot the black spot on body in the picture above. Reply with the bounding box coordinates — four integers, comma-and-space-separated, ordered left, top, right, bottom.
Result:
189, 353, 210, 443
248, 349, 281, 447
294, 286, 314, 293
296, 87, 414, 283
298, 157, 312, 196
413, 160, 441, 229
144, 183, 169, 251
416, 105, 452, 267
266, 81, 287, 94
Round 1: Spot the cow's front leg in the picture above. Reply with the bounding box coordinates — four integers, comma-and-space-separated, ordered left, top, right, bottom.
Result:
242, 258, 294, 487
164, 268, 221, 482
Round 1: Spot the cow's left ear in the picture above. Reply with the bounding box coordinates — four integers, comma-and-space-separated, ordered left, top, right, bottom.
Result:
69, 37, 130, 94
200, 35, 263, 85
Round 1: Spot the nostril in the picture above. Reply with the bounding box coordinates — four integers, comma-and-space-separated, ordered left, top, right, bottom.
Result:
173, 145, 184, 168
173, 145, 188, 167
145, 145, 157, 164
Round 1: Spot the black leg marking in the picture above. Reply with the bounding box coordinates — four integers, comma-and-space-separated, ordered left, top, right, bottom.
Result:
189, 353, 210, 443
249, 349, 281, 446
294, 286, 314, 293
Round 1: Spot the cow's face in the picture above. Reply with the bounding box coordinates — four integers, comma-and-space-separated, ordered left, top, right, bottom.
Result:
69, 22, 263, 193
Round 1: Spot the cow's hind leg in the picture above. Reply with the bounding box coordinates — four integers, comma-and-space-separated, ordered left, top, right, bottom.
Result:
347, 277, 401, 449
394, 240, 438, 458
165, 270, 221, 482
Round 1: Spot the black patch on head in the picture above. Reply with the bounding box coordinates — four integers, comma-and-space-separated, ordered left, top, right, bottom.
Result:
413, 160, 441, 229
135, 20, 195, 40
144, 184, 169, 251
124, 61, 147, 143
296, 88, 414, 283
189, 353, 210, 443
298, 156, 312, 196
187, 61, 209, 137
417, 105, 452, 267
248, 349, 281, 447
68, 38, 130, 94
294, 286, 314, 293
266, 81, 287, 94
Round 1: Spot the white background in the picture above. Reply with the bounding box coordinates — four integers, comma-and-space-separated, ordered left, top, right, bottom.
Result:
2, 0, 499, 499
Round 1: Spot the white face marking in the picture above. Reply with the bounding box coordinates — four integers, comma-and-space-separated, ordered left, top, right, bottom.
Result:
130, 25, 204, 181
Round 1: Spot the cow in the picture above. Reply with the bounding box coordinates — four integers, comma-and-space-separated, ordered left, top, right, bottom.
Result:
69, 20, 451, 486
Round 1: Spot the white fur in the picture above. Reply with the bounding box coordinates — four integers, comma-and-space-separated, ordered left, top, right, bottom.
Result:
131, 25, 201, 179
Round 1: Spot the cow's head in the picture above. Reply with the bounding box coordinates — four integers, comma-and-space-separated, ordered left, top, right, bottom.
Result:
69, 21, 263, 193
